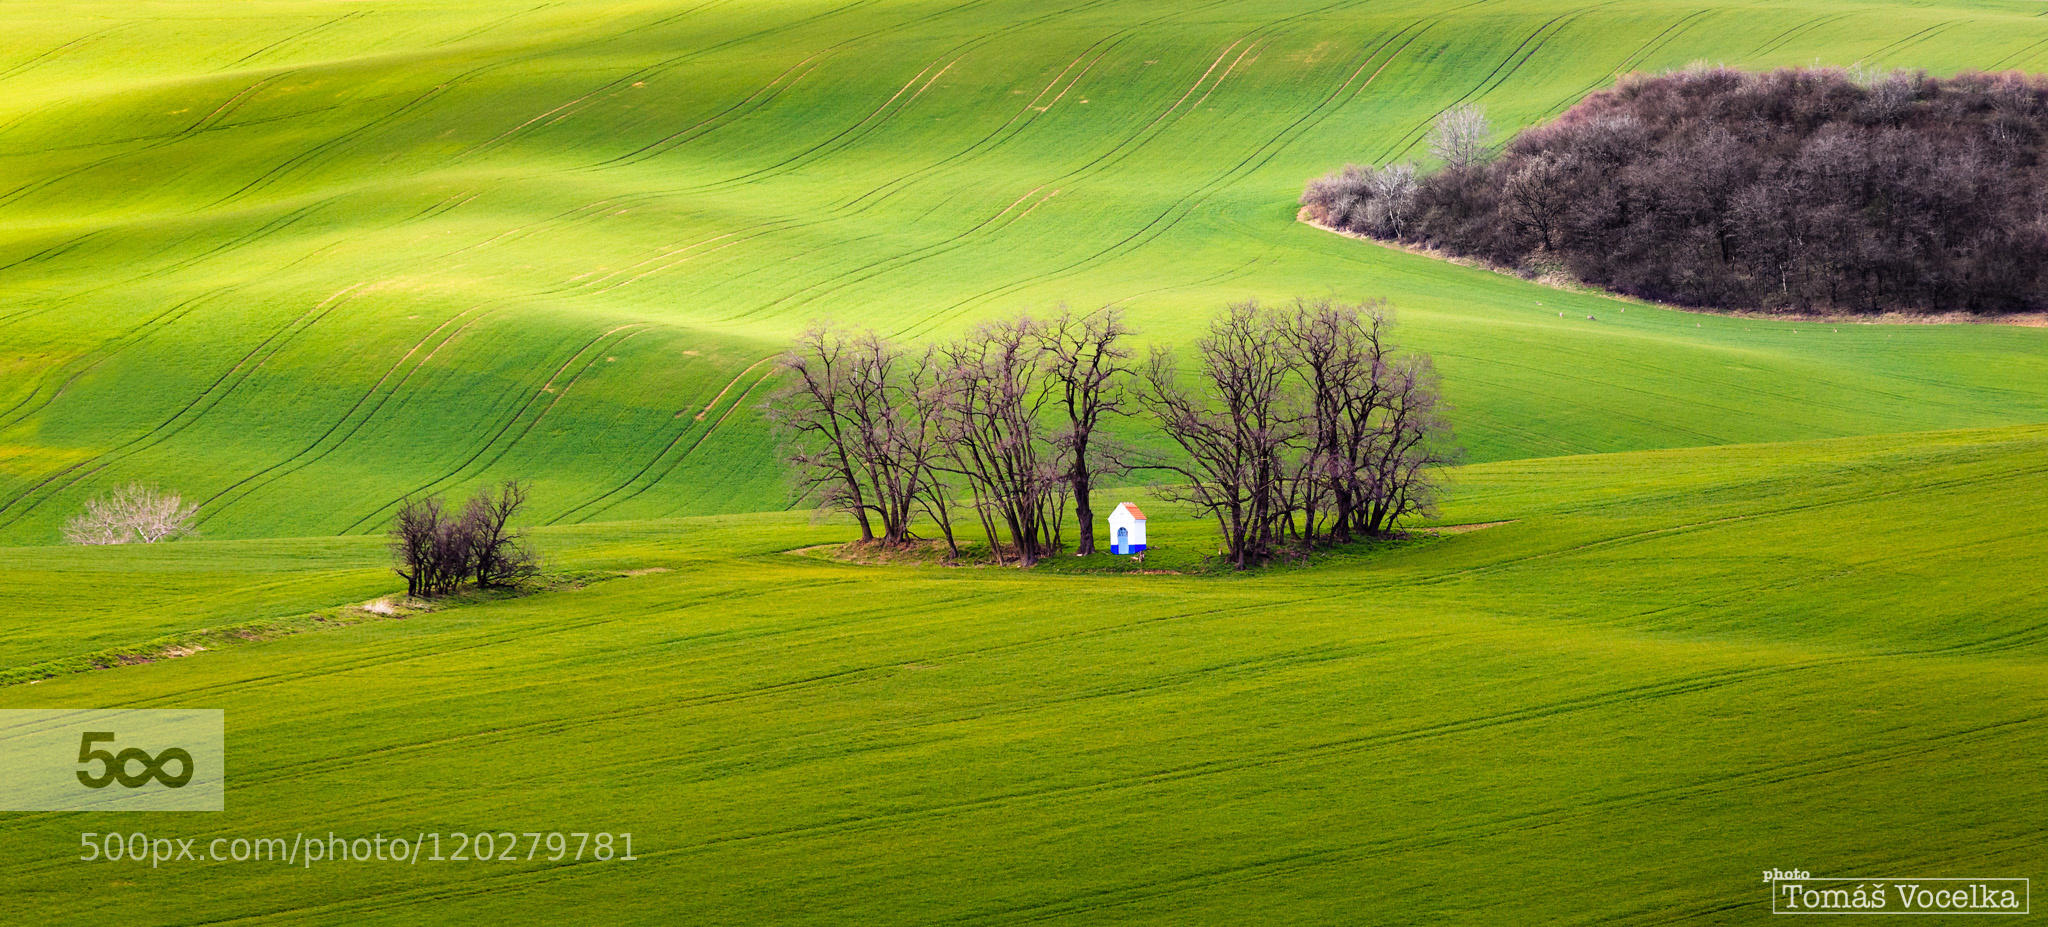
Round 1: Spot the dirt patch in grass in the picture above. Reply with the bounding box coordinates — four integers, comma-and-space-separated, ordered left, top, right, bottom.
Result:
3, 571, 634, 689
1424, 520, 1514, 535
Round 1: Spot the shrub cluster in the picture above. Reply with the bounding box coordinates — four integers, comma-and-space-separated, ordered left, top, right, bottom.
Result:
1305, 67, 2048, 315
389, 481, 537, 597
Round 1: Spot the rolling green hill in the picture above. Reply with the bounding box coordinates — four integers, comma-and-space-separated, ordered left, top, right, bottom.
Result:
4, 0, 2048, 541
3, 424, 2045, 922
1, 1, 2045, 923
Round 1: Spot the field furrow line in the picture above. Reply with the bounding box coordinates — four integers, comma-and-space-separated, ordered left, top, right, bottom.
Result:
0, 25, 126, 83
0, 291, 215, 436
1381, 4, 1599, 163
617, 0, 1124, 194
0, 284, 369, 528
949, 714, 2043, 925
571, 358, 778, 521
341, 322, 653, 534
543, 353, 777, 525
222, 11, 367, 70
907, 12, 1440, 335
1856, 22, 1960, 66
192, 305, 495, 526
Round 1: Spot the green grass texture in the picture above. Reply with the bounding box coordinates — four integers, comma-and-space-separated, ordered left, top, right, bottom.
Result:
1, 1, 2045, 922
2, 423, 2044, 922
3, 0, 2047, 541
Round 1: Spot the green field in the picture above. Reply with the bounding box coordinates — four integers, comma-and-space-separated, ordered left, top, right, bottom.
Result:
1, 0, 2044, 922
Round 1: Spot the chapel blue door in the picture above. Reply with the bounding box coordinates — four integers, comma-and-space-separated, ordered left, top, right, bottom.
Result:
1116, 527, 1128, 553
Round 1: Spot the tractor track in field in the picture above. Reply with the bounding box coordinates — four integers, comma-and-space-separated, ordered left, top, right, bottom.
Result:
836, 28, 1132, 212
727, 185, 1062, 323
1991, 34, 2048, 70
498, 0, 1230, 308
0, 25, 128, 84
528, 14, 1155, 299
580, 356, 775, 520
1750, 12, 1848, 59
223, 11, 368, 70
0, 291, 216, 437
200, 0, 748, 209
0, 284, 370, 529
0, 192, 336, 337
1380, 3, 1605, 163
942, 714, 2045, 924
314, 660, 1851, 902
0, 65, 302, 209
545, 353, 778, 525
1100, 256, 1262, 308
1857, 21, 1963, 66
1530, 7, 1711, 124
1401, 458, 2048, 590
339, 322, 654, 534
717, 6, 1279, 329
455, 0, 811, 163
455, 0, 897, 161
906, 3, 1456, 336
439, 0, 1229, 304
39, 699, 2040, 921
193, 304, 496, 527
0, 228, 108, 279
102, 584, 1212, 789
1427, 347, 1748, 446
500, 0, 1154, 301
575, 51, 831, 169
454, 0, 999, 166
432, 2, 561, 49
616, 0, 1128, 195
92, 579, 880, 709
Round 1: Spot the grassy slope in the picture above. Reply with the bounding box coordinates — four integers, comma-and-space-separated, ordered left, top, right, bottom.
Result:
0, 424, 2043, 923
0, 1, 2045, 922
2, 0, 2047, 541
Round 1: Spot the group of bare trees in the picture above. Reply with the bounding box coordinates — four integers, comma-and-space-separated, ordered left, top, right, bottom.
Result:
771, 299, 1454, 569
1308, 68, 2048, 314
770, 309, 1130, 566
389, 480, 537, 597
1139, 299, 1454, 569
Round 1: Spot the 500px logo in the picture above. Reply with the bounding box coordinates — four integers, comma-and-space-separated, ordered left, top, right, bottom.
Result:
75, 732, 195, 789
0, 709, 222, 811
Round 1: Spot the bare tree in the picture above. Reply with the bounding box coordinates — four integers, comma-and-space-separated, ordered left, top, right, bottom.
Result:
768, 326, 878, 542
1139, 299, 1457, 567
463, 480, 537, 588
1138, 301, 1300, 569
768, 325, 944, 546
1428, 104, 1491, 170
1301, 163, 1420, 239
841, 331, 939, 545
391, 495, 458, 597
1278, 298, 1393, 543
936, 316, 1062, 565
1359, 355, 1455, 533
1365, 163, 1420, 238
1498, 152, 1574, 252
63, 484, 197, 545
1039, 306, 1133, 556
